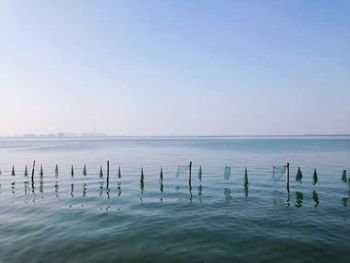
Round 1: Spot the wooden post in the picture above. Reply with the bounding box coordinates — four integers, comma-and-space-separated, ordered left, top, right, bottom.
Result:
286, 162, 290, 192
107, 161, 110, 187
160, 168, 164, 193
141, 167, 144, 184
55, 164, 59, 177
189, 161, 192, 187
31, 160, 36, 182
99, 165, 103, 177
244, 167, 248, 188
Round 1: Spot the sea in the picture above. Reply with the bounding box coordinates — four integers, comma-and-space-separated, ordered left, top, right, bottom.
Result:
0, 137, 349, 262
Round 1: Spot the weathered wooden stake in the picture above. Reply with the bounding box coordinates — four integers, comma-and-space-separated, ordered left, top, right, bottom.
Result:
40, 165, 43, 177
141, 167, 144, 184
24, 165, 28, 176
313, 169, 318, 185
83, 164, 87, 176
244, 167, 248, 188
107, 161, 110, 187
118, 166, 121, 178
11, 165, 15, 176
55, 164, 59, 177
189, 161, 192, 187
198, 166, 202, 181
71, 165, 74, 177
341, 170, 347, 182
160, 168, 164, 192
99, 166, 103, 177
296, 167, 303, 181
31, 160, 36, 182
286, 162, 290, 192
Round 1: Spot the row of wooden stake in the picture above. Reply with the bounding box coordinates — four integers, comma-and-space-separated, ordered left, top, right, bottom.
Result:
1, 161, 349, 192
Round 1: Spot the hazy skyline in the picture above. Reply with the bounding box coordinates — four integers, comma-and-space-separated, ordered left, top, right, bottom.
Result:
1, 1, 350, 136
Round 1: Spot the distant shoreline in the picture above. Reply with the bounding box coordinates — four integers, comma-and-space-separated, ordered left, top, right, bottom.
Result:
1, 134, 350, 140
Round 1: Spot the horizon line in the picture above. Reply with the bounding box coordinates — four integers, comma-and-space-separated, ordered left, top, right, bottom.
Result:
1, 134, 350, 139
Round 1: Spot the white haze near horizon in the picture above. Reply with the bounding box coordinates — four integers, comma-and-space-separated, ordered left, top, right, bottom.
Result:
1, 1, 350, 136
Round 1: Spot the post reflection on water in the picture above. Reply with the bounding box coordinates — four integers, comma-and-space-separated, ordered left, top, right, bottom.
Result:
54, 180, 59, 198
106, 185, 111, 199
312, 190, 319, 207
140, 180, 144, 201
11, 181, 15, 196
32, 180, 35, 194
341, 189, 350, 207
295, 191, 304, 208
99, 180, 103, 197
82, 183, 87, 197
188, 185, 192, 203
224, 188, 232, 202
24, 180, 28, 195
160, 183, 164, 202
117, 182, 121, 197
342, 197, 348, 207
39, 177, 43, 194
198, 184, 202, 203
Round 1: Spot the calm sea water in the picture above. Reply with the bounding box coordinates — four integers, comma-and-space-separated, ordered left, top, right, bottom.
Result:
0, 137, 349, 262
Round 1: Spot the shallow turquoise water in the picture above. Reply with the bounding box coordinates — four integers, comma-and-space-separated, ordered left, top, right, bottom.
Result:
0, 137, 349, 262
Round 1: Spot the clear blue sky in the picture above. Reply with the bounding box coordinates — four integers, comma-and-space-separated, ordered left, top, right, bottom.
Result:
1, 0, 349, 136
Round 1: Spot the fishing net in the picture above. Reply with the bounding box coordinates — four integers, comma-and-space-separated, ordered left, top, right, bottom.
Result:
272, 165, 286, 182
224, 166, 231, 180
176, 165, 189, 177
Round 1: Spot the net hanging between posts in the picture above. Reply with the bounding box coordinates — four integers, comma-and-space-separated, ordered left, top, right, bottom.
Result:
224, 166, 231, 180
176, 165, 189, 177
272, 165, 287, 182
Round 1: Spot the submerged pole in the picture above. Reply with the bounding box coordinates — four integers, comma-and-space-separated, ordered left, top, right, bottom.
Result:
40, 165, 43, 177
11, 165, 15, 176
31, 160, 36, 182
71, 165, 74, 177
24, 165, 28, 176
118, 166, 121, 178
189, 161, 192, 187
107, 161, 110, 187
83, 164, 87, 176
286, 162, 290, 192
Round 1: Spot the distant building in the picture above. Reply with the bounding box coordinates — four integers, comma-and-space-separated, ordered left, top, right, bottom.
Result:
57, 133, 65, 138
23, 134, 37, 138
82, 132, 106, 137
